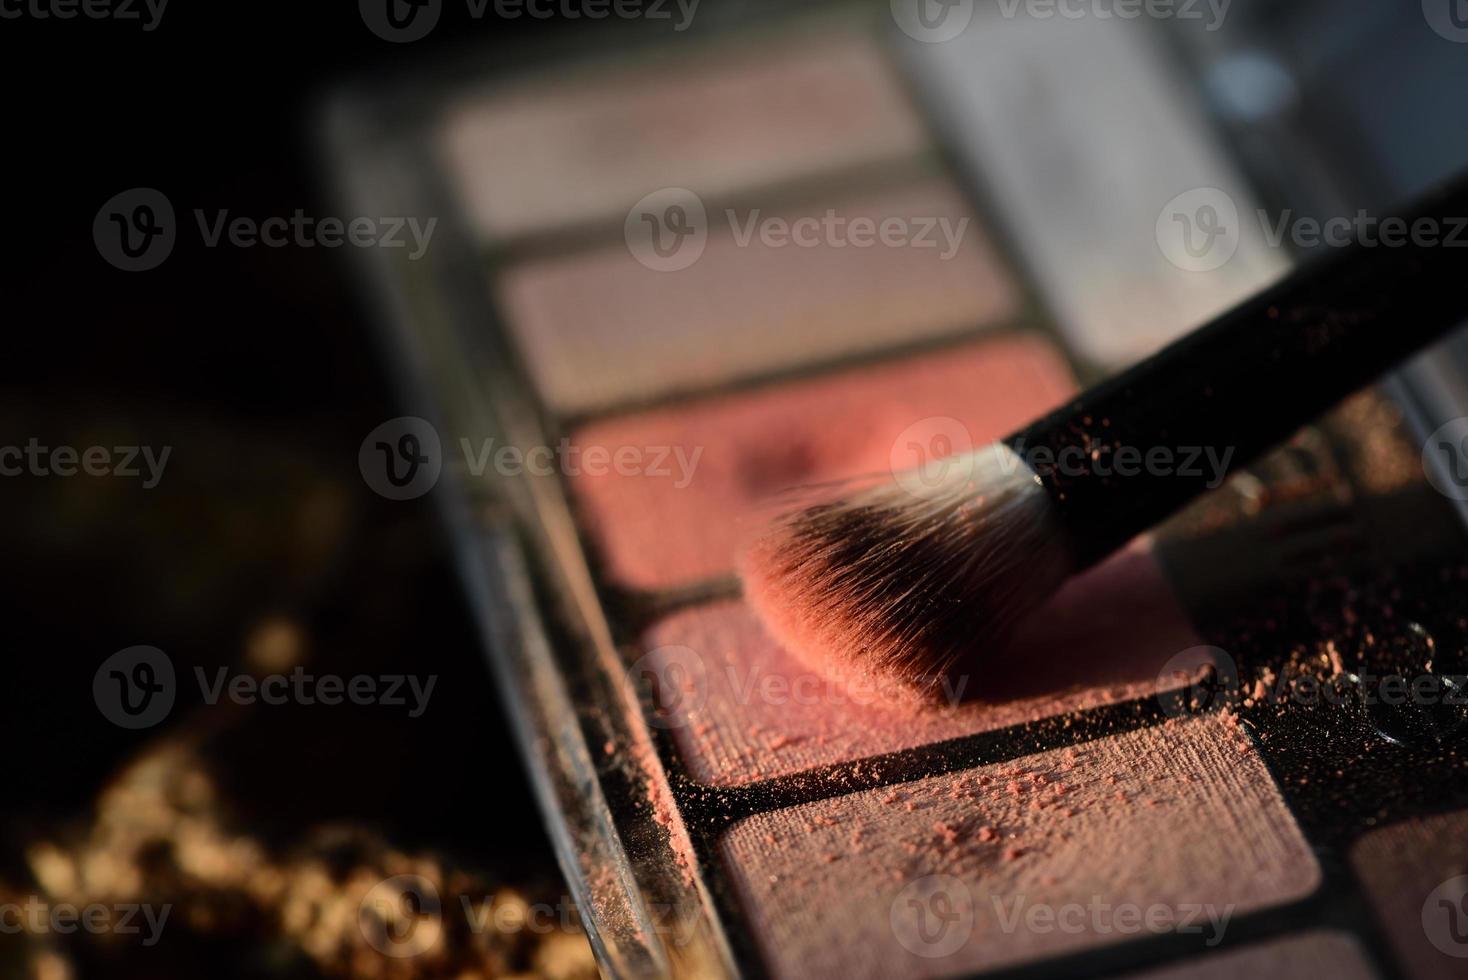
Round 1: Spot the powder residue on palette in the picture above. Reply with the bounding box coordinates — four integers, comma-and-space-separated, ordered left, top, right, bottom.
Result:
637, 540, 1202, 787
720, 715, 1320, 980
570, 334, 1074, 590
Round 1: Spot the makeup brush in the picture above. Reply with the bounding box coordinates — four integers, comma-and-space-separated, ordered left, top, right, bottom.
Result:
741, 172, 1468, 692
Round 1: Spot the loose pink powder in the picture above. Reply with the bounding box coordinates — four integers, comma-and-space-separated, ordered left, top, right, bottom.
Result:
639, 540, 1202, 786
570, 334, 1072, 590
720, 716, 1321, 979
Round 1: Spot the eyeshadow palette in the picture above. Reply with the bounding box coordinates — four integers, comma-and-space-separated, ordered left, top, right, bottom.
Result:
327, 3, 1468, 977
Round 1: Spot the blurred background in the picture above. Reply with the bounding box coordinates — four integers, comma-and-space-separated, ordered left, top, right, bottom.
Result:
0, 4, 602, 978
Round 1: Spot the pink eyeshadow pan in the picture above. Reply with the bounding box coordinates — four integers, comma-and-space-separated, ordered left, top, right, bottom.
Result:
498, 178, 1022, 416
1351, 808, 1468, 980
640, 540, 1201, 786
569, 333, 1071, 591
438, 31, 928, 241
1122, 932, 1376, 980
720, 716, 1321, 980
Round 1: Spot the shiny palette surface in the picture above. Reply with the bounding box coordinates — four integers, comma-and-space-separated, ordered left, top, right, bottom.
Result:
338, 7, 1468, 978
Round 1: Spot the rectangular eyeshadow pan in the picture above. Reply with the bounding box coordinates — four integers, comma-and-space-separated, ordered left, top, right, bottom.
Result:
1121, 932, 1378, 980
640, 541, 1200, 786
1351, 808, 1468, 980
569, 333, 1068, 590
438, 30, 928, 241
497, 178, 1022, 416
720, 715, 1321, 979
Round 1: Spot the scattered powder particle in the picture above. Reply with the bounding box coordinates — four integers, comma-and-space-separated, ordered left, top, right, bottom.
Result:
977, 826, 998, 843
1003, 846, 1025, 862
603, 740, 616, 756
933, 822, 960, 844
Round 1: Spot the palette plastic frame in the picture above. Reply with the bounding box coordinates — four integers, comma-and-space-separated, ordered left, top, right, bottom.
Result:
324, 4, 1468, 977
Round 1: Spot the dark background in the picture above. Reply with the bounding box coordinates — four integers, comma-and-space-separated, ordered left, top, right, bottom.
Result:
0, 2, 609, 975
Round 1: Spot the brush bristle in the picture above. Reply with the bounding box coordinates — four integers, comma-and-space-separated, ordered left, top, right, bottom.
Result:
740, 443, 1075, 695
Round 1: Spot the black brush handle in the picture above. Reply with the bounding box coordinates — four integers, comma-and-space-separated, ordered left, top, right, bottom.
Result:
1005, 171, 1468, 568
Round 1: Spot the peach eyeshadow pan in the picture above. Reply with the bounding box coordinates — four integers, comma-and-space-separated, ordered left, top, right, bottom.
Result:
719, 715, 1321, 980
1121, 932, 1377, 980
437, 31, 928, 241
1350, 808, 1468, 980
638, 541, 1201, 786
569, 333, 1071, 590
497, 179, 1022, 416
